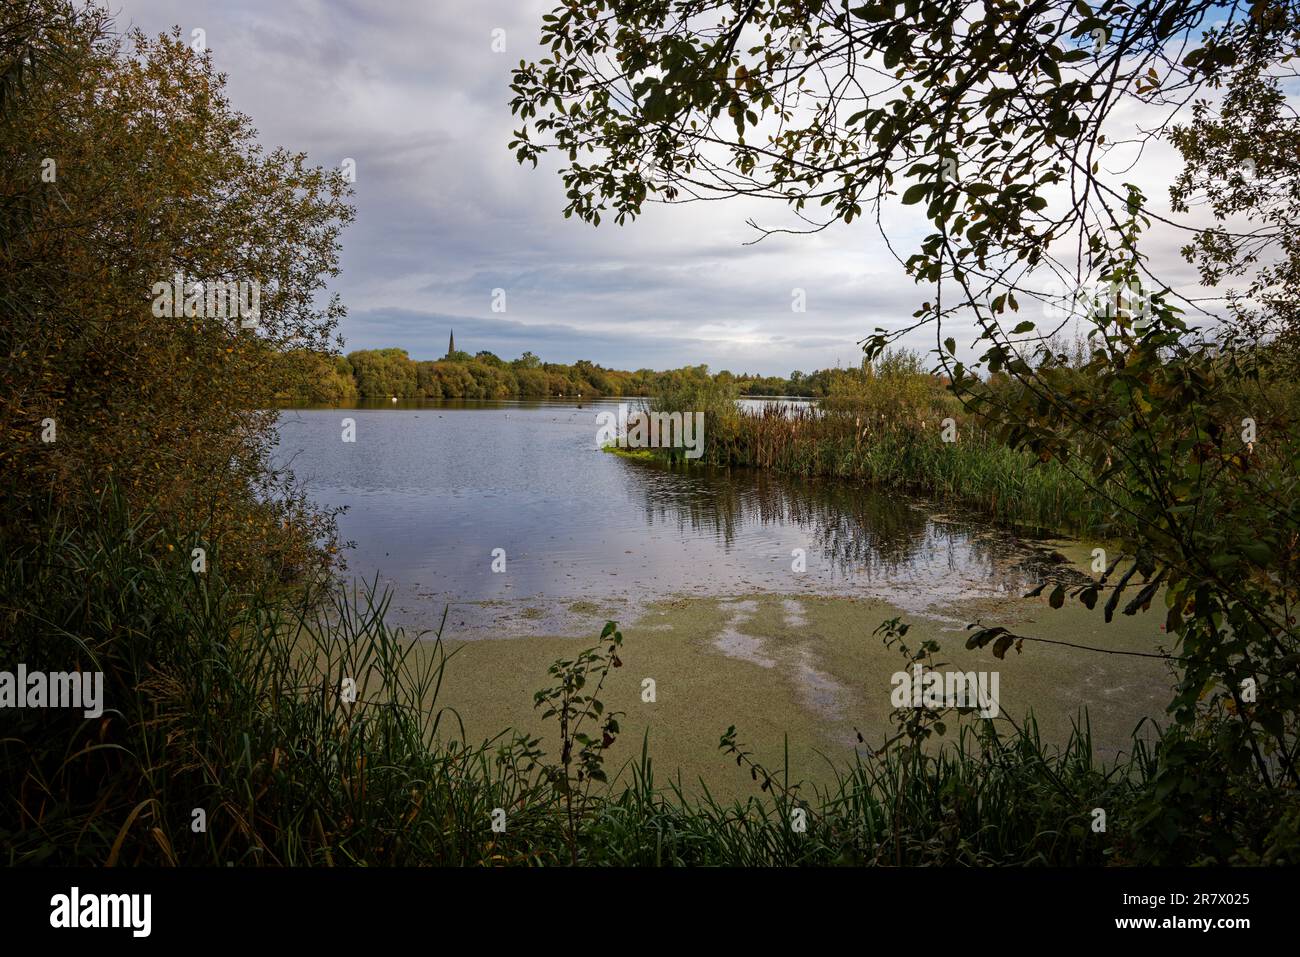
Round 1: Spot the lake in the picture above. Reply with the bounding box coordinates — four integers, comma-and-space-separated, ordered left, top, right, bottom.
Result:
275, 398, 1081, 634
273, 398, 1170, 789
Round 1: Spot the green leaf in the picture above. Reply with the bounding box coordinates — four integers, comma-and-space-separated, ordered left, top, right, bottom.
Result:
965, 626, 1008, 650
902, 182, 929, 205
1104, 563, 1139, 623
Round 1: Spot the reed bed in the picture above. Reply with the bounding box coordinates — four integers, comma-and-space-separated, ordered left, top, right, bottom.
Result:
698, 403, 1120, 537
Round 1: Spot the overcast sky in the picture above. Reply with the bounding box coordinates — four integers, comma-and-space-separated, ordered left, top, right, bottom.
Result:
112, 0, 1221, 376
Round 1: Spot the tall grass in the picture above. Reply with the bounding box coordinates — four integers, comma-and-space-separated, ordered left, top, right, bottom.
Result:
580, 716, 1152, 865
633, 351, 1123, 536
0, 490, 1189, 866
684, 400, 1120, 537
0, 489, 556, 865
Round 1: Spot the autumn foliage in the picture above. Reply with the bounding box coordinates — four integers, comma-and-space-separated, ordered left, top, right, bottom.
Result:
0, 2, 354, 584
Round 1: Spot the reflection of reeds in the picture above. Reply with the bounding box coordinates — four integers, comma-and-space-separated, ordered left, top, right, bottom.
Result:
690, 403, 1114, 538
627, 452, 1082, 586
631, 461, 935, 573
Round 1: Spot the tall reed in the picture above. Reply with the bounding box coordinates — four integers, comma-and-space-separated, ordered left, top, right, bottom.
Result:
695, 402, 1120, 537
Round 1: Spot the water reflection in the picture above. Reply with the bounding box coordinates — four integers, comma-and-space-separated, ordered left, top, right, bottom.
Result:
625, 457, 1081, 614
272, 402, 1081, 633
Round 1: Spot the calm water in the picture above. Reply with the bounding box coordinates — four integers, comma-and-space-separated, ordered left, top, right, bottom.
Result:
272, 398, 1071, 636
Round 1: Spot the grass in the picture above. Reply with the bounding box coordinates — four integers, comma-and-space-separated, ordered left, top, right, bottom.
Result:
600, 444, 667, 464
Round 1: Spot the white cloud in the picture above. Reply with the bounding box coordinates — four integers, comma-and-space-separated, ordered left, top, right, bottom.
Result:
114, 0, 1235, 374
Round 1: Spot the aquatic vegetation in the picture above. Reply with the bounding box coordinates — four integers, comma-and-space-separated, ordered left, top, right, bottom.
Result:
641, 396, 1120, 539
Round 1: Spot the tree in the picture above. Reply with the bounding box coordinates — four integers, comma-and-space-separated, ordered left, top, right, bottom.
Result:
1169, 11, 1300, 374
347, 348, 417, 397
513, 350, 542, 370
275, 350, 358, 404
507, 2, 1276, 362
415, 360, 446, 399
1, 4, 353, 580
510, 0, 1300, 855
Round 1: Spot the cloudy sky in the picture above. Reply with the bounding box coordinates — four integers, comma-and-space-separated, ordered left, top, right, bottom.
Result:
112, 0, 1219, 375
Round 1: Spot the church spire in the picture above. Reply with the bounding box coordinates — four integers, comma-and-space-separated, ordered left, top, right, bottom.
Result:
447, 329, 455, 358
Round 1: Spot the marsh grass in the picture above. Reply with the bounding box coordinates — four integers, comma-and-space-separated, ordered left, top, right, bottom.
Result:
635, 353, 1123, 536
690, 402, 1120, 538
0, 489, 558, 865
569, 714, 1151, 865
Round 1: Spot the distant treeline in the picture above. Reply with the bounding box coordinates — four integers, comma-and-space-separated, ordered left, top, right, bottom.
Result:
274, 347, 874, 403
